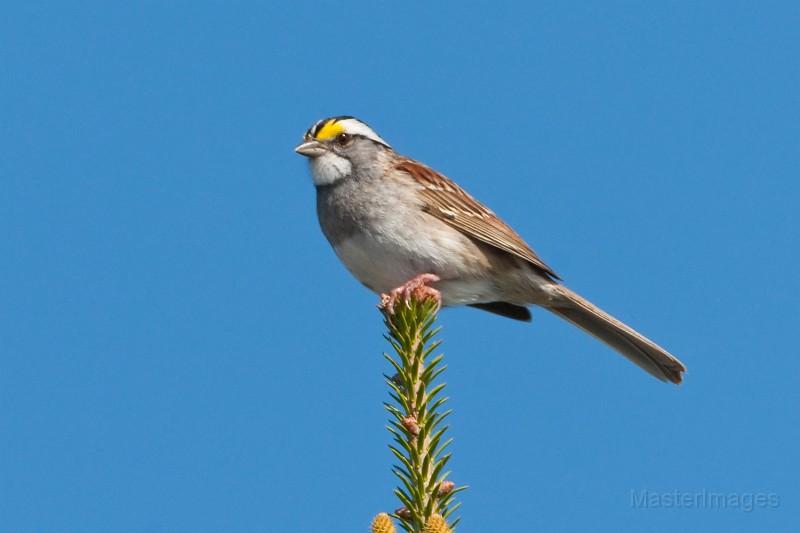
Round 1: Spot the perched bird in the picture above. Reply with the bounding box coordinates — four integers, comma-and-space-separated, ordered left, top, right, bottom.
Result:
295, 116, 686, 384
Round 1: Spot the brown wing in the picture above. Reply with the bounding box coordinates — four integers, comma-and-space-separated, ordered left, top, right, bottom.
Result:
396, 159, 560, 281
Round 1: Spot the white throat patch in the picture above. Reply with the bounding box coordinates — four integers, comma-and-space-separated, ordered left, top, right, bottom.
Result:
309, 151, 352, 186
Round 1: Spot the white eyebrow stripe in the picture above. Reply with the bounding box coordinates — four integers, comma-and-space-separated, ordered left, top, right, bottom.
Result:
337, 118, 391, 147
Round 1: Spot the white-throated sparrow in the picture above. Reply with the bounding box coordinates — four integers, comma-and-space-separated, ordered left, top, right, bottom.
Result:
295, 116, 686, 384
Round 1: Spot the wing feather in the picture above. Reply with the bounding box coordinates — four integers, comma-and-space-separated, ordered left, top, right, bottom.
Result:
395, 160, 559, 281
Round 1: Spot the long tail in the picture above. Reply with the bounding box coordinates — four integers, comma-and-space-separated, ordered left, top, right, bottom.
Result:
544, 285, 686, 384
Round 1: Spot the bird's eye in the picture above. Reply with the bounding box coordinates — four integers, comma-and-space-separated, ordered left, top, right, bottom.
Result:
335, 133, 352, 146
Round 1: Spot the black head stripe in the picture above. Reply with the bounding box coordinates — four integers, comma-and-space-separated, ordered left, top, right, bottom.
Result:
309, 115, 357, 139
310, 120, 325, 138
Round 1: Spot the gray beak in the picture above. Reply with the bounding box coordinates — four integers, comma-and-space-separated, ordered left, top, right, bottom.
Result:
294, 140, 327, 158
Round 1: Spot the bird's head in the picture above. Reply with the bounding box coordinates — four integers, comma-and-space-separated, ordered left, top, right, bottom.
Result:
295, 116, 391, 186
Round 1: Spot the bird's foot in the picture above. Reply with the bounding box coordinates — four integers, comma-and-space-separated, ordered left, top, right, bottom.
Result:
379, 274, 441, 315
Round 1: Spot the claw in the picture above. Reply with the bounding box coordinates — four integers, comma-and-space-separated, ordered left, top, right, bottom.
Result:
379, 273, 441, 315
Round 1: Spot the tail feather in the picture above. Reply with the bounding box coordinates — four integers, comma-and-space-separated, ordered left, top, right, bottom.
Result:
469, 302, 533, 322
545, 285, 686, 384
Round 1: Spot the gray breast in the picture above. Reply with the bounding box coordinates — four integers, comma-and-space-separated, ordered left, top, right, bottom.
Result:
316, 177, 375, 246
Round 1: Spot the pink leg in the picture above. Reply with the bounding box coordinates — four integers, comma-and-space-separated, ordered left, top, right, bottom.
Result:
379, 273, 441, 314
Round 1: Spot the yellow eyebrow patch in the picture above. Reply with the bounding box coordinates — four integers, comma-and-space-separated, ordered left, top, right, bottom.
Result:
314, 120, 345, 140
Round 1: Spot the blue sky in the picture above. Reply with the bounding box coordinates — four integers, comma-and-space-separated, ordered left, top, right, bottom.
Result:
2, 2, 798, 532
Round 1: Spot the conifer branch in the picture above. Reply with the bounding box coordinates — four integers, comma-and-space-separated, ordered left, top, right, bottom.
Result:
370, 287, 464, 533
